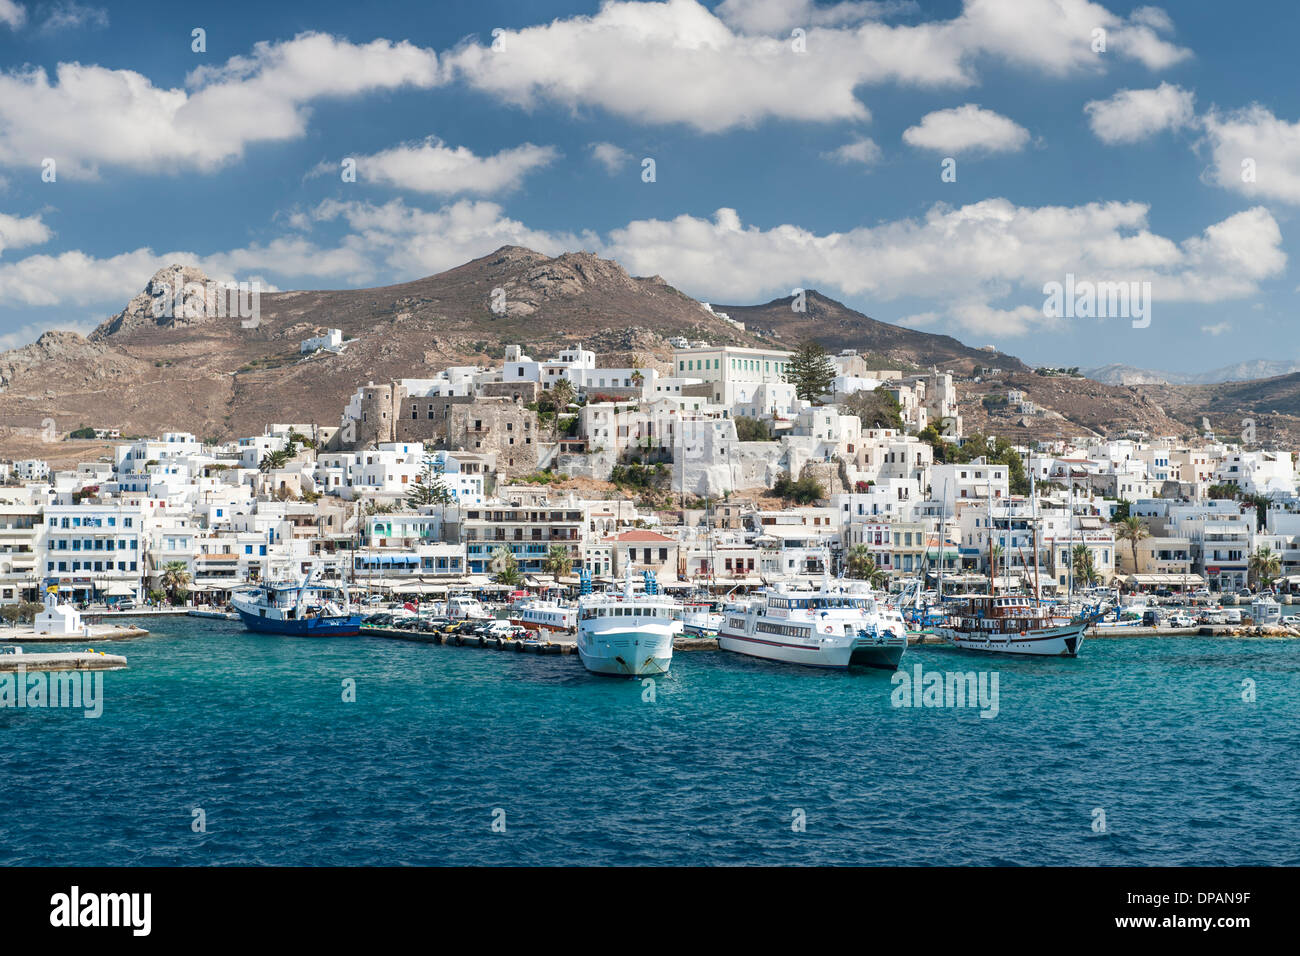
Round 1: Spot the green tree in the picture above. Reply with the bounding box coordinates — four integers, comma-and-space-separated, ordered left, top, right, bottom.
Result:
406, 462, 452, 509
259, 449, 290, 473
1072, 544, 1098, 586
772, 472, 824, 505
733, 416, 774, 441
1114, 517, 1150, 572
846, 545, 887, 587
542, 544, 573, 578
1248, 546, 1281, 590
783, 340, 837, 404
490, 546, 523, 587
840, 387, 905, 430
161, 561, 192, 603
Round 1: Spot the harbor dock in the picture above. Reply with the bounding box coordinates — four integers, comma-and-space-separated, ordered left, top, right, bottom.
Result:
908, 624, 1300, 645
1, 622, 149, 643
362, 625, 720, 654
363, 624, 577, 654
0, 649, 128, 672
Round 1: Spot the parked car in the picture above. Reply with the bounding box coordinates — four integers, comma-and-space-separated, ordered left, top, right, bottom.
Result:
1191, 588, 1211, 599
1154, 587, 1174, 598
1237, 588, 1254, 598
1280, 614, 1300, 628
1166, 612, 1196, 628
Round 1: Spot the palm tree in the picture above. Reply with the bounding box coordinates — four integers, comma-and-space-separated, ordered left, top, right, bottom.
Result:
259, 449, 289, 473
161, 561, 192, 604
546, 378, 577, 439
1248, 546, 1282, 590
490, 545, 523, 587
1114, 516, 1150, 573
845, 545, 887, 588
549, 377, 576, 411
1072, 544, 1098, 586
542, 544, 573, 579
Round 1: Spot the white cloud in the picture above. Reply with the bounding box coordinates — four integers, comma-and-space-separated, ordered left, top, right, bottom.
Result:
716, 0, 918, 33
39, 2, 108, 33
589, 142, 634, 175
341, 137, 558, 196
0, 33, 444, 177
599, 200, 1283, 336
4, 194, 1275, 345
443, 0, 1190, 133
821, 136, 882, 165
1201, 322, 1230, 336
307, 198, 590, 279
1201, 104, 1300, 204
0, 0, 24, 29
902, 104, 1029, 154
0, 211, 52, 255
1085, 82, 1195, 144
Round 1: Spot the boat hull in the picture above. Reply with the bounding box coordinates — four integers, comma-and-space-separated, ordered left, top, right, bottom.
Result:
936, 622, 1085, 657
235, 607, 363, 637
577, 625, 674, 676
718, 629, 906, 670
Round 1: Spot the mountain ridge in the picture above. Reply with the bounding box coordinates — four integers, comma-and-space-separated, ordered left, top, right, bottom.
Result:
0, 245, 1289, 452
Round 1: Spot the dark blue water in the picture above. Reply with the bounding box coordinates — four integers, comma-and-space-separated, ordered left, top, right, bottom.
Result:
3, 619, 1298, 865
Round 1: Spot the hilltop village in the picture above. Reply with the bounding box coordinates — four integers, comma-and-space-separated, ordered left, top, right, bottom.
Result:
2, 337, 1298, 611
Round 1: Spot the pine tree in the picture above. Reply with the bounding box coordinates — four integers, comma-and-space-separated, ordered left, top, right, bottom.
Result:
784, 340, 837, 404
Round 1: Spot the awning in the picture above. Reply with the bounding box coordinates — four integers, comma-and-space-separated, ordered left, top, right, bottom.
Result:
1124, 573, 1205, 586
105, 583, 134, 596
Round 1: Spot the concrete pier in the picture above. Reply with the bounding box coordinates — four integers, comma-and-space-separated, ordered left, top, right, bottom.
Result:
1, 623, 149, 643
362, 625, 720, 654
0, 649, 128, 672
363, 624, 579, 654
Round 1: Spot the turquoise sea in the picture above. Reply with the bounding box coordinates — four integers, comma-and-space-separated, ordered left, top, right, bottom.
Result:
2, 618, 1298, 866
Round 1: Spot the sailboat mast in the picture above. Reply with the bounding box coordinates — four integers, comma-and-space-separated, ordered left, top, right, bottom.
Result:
1031, 462, 1040, 602
987, 468, 996, 597
938, 478, 947, 602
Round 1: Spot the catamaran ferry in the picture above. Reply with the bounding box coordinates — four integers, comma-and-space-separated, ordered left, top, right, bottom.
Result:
576, 583, 681, 677
933, 594, 1086, 656
232, 573, 362, 637
717, 579, 907, 670
509, 598, 577, 633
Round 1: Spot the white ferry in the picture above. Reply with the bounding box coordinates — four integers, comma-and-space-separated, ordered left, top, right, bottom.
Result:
576, 579, 681, 677
509, 598, 578, 633
717, 579, 907, 670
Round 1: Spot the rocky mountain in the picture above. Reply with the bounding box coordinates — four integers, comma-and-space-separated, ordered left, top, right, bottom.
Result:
713, 290, 1028, 374
0, 245, 1293, 453
1085, 359, 1300, 386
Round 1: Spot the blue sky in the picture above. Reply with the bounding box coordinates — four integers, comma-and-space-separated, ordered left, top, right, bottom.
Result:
0, 0, 1297, 373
